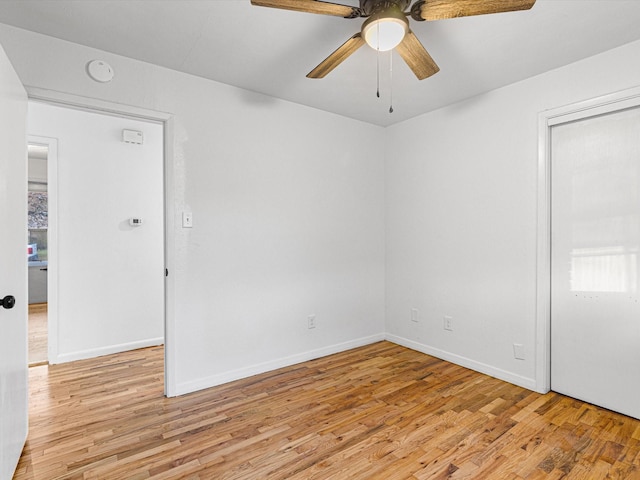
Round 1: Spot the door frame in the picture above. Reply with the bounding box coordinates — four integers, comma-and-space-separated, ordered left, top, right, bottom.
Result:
535, 84, 640, 393
27, 135, 58, 363
26, 87, 177, 397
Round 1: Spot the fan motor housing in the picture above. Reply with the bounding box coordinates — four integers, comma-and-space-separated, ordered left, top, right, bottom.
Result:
359, 0, 411, 16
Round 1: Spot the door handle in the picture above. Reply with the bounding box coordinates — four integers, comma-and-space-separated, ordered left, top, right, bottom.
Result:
0, 295, 16, 309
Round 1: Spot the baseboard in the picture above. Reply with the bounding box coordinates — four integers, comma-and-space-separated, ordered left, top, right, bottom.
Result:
51, 337, 164, 364
172, 333, 386, 397
385, 334, 537, 391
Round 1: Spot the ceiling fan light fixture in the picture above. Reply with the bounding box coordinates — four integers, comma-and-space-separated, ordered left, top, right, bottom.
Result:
362, 6, 409, 52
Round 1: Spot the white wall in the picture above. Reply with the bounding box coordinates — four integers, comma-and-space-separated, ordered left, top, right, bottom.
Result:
385, 39, 640, 390
27, 101, 165, 362
0, 24, 386, 395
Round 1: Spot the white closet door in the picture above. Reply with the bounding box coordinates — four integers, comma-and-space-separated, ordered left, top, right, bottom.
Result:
551, 105, 640, 420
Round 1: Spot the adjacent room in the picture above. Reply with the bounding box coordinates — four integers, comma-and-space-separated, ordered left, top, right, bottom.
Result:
1, 0, 640, 478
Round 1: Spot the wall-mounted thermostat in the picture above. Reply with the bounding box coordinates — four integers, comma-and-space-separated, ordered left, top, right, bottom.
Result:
123, 129, 144, 145
129, 218, 144, 226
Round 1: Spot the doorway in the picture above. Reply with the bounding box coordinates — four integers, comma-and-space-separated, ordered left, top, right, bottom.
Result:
27, 140, 52, 365
27, 100, 166, 368
537, 86, 640, 420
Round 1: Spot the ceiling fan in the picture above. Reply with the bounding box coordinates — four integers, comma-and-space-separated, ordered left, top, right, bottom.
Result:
250, 0, 537, 80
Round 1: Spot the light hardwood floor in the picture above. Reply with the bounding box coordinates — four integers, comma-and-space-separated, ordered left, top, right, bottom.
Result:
28, 303, 47, 366
14, 342, 640, 479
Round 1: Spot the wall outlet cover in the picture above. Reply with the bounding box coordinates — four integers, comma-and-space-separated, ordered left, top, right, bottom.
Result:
513, 343, 525, 360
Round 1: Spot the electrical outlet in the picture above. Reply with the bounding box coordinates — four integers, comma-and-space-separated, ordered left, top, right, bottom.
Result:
443, 315, 453, 331
411, 308, 419, 323
513, 343, 525, 360
308, 314, 316, 329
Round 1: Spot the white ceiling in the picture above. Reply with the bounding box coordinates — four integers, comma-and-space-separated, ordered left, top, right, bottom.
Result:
1, 0, 640, 126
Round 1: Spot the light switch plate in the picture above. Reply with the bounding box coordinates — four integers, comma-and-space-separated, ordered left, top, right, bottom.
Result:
182, 212, 193, 228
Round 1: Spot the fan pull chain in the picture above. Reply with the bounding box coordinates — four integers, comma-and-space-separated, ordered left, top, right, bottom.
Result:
376, 22, 380, 98
389, 50, 394, 114
376, 48, 380, 98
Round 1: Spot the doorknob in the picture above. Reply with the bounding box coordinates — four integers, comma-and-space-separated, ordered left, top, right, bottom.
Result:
0, 295, 16, 309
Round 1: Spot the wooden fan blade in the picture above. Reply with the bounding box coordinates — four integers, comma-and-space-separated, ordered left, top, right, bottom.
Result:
395, 31, 440, 80
251, 0, 358, 18
417, 0, 536, 21
307, 33, 365, 78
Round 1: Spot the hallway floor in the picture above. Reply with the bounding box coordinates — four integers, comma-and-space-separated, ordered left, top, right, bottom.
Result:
28, 303, 47, 366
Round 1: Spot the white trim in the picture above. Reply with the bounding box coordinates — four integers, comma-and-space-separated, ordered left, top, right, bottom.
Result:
536, 84, 640, 393
535, 111, 552, 394
163, 117, 177, 397
546, 88, 640, 126
26, 86, 171, 122
27, 135, 59, 364
386, 334, 538, 391
25, 86, 176, 396
53, 337, 164, 364
172, 334, 386, 397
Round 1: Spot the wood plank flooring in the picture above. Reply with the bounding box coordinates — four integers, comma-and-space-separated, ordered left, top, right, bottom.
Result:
28, 303, 48, 366
14, 341, 640, 479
